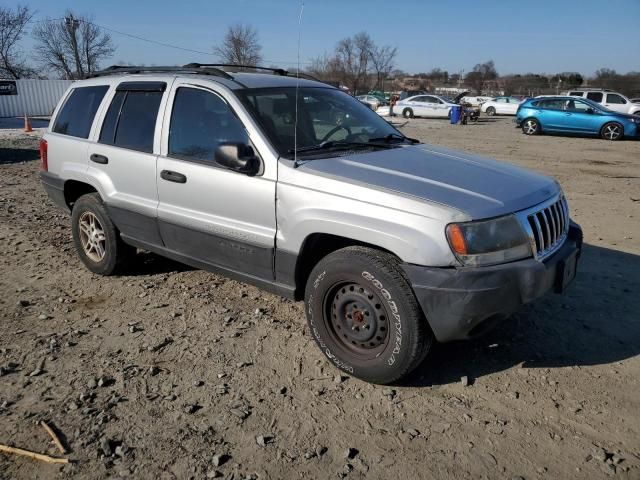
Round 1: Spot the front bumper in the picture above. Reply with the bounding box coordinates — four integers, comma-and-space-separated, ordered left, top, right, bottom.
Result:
403, 222, 583, 342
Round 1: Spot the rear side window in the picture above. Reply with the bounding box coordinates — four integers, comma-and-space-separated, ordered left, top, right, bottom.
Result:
606, 94, 626, 104
536, 99, 565, 110
168, 87, 248, 163
53, 86, 109, 138
99, 87, 163, 153
586, 92, 603, 102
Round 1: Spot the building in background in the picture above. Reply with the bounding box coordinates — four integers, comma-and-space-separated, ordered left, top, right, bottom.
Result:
0, 79, 73, 117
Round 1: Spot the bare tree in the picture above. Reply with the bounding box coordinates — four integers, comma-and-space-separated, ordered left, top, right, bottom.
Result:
369, 44, 397, 90
465, 60, 498, 94
32, 12, 115, 79
332, 32, 375, 94
213, 23, 262, 66
0, 5, 35, 79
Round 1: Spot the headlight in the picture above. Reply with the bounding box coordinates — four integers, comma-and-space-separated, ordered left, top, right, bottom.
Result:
446, 215, 532, 266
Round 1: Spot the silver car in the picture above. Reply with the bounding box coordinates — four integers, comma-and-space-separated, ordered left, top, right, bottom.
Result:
40, 64, 582, 384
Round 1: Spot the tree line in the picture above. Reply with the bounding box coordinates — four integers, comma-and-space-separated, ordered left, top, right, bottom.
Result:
1, 5, 639, 97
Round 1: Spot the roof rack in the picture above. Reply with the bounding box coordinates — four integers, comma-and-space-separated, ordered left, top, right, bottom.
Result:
87, 65, 233, 80
567, 87, 614, 92
88, 63, 324, 84
184, 63, 322, 82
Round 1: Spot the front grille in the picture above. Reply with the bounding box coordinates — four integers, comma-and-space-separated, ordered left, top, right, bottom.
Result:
524, 196, 569, 260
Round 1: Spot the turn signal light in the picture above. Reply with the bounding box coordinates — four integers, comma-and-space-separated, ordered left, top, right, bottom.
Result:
446, 224, 468, 255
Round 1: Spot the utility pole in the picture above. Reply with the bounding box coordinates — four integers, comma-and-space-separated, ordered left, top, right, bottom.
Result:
65, 14, 83, 79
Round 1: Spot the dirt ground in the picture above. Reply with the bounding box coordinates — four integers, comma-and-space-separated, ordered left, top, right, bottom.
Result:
1, 117, 639, 480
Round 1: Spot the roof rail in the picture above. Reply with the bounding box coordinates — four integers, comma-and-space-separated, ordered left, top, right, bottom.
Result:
87, 65, 234, 80
184, 63, 322, 83
566, 87, 614, 92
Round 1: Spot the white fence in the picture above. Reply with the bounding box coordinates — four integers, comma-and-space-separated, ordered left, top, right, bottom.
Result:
0, 79, 73, 118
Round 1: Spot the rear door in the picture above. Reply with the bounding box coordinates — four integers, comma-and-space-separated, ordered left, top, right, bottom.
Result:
155, 80, 277, 281
533, 99, 566, 131
585, 91, 604, 107
87, 80, 171, 245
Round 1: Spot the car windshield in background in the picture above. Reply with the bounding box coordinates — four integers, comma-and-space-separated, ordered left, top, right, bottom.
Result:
237, 87, 408, 159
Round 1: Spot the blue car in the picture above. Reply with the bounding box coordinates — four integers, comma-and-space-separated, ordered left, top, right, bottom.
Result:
516, 96, 640, 140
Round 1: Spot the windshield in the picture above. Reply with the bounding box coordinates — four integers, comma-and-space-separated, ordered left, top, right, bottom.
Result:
236, 87, 406, 158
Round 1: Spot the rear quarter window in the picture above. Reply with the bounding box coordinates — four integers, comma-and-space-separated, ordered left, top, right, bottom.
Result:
53, 85, 109, 139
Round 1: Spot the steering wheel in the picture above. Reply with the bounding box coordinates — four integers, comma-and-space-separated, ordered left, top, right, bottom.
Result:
321, 125, 352, 143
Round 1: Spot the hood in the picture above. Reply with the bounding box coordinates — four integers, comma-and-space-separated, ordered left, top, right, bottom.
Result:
301, 144, 559, 219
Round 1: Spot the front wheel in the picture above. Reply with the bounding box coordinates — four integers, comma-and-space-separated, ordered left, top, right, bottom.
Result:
71, 193, 135, 275
402, 108, 414, 119
522, 118, 540, 135
600, 122, 623, 141
486, 106, 496, 116
304, 246, 433, 384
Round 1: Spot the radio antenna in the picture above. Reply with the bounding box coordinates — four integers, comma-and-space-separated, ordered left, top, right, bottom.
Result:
293, 0, 304, 168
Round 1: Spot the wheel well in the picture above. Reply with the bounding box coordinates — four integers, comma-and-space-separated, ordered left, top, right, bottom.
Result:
64, 181, 98, 209
293, 233, 397, 300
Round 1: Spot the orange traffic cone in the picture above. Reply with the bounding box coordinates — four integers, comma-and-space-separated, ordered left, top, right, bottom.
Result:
23, 113, 33, 133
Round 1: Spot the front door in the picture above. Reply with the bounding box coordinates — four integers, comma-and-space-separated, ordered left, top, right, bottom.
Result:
156, 83, 277, 281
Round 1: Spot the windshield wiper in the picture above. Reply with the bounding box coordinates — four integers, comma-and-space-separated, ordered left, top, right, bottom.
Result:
287, 140, 392, 155
368, 133, 420, 144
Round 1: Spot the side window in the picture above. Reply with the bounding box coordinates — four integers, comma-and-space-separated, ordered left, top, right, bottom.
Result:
99, 86, 164, 153
586, 92, 603, 102
168, 87, 248, 163
538, 100, 564, 110
606, 94, 626, 104
496, 98, 507, 103
565, 100, 591, 112
423, 96, 438, 103
53, 85, 109, 138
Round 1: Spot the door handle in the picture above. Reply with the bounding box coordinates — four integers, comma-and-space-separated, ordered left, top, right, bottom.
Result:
90, 153, 108, 164
160, 170, 187, 184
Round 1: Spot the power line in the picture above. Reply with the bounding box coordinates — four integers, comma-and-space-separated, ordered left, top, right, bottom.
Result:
31, 15, 312, 66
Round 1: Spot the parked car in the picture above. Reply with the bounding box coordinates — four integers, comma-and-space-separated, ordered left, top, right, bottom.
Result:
630, 98, 640, 104
40, 64, 582, 384
516, 96, 640, 140
566, 89, 640, 116
394, 94, 457, 118
481, 96, 523, 116
461, 95, 492, 106
356, 94, 382, 110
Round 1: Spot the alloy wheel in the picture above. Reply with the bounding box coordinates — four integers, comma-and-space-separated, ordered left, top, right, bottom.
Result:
78, 212, 106, 262
603, 124, 621, 140
524, 119, 538, 135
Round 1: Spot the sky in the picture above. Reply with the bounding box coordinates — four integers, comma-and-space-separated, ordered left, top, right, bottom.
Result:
10, 0, 640, 77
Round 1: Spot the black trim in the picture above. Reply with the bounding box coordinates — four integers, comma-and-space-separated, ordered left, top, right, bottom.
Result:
121, 234, 295, 299
403, 222, 583, 343
116, 81, 167, 92
157, 220, 274, 282
106, 205, 164, 247
274, 249, 298, 293
40, 171, 69, 213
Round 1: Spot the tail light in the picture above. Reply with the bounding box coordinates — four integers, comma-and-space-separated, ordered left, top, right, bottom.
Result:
39, 138, 48, 171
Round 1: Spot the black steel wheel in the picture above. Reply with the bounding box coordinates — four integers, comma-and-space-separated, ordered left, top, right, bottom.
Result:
305, 246, 433, 384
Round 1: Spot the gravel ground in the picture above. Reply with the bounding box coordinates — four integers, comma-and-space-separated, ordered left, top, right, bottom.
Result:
1, 118, 639, 480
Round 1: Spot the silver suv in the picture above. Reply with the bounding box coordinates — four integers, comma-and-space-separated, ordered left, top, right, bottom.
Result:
40, 64, 583, 384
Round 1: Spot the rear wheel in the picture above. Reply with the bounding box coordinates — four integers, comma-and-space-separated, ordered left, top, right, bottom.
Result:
522, 118, 540, 135
304, 246, 433, 384
486, 106, 496, 116
71, 193, 135, 275
600, 122, 623, 141
402, 108, 414, 119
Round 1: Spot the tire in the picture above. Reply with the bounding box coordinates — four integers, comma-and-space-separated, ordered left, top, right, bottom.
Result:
402, 108, 414, 119
600, 122, 623, 141
71, 193, 135, 275
486, 106, 496, 116
304, 246, 433, 384
521, 117, 540, 135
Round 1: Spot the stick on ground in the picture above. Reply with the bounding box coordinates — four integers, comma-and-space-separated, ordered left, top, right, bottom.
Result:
0, 444, 69, 464
40, 421, 66, 454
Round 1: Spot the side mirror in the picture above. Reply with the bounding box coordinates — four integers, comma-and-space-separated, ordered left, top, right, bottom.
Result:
214, 143, 260, 176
